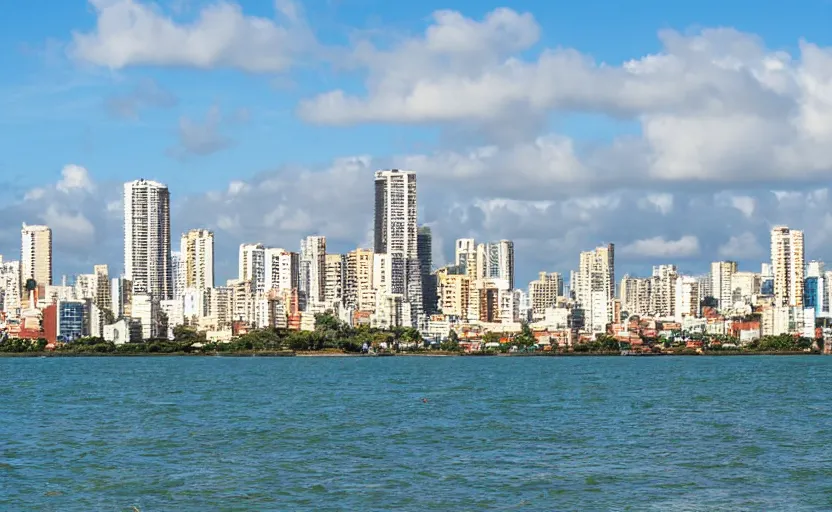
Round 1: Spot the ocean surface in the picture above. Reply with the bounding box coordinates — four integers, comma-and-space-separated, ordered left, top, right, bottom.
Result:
1, 355, 831, 511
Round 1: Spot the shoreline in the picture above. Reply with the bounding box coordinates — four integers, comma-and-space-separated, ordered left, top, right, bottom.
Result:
0, 350, 819, 358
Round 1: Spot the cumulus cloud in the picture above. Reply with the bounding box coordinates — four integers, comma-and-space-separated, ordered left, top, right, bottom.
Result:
296, 9, 832, 185
105, 78, 178, 119
70, 0, 312, 72
620, 235, 701, 259
639, 193, 674, 215
56, 165, 95, 193
718, 232, 764, 259
1, 166, 121, 272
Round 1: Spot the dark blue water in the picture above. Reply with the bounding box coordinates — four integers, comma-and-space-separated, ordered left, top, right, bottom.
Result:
2, 356, 831, 511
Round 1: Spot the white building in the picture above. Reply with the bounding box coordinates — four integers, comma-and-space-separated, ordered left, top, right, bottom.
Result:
132, 294, 158, 340
771, 226, 805, 308
575, 244, 615, 333
0, 258, 21, 314
674, 276, 700, 322
455, 238, 476, 271
239, 243, 266, 294
529, 272, 563, 320
620, 275, 651, 318
21, 224, 52, 289
124, 180, 172, 300
373, 169, 422, 323
710, 261, 737, 310
324, 254, 345, 308
180, 229, 214, 290
476, 240, 515, 290
300, 235, 326, 308
651, 265, 677, 319
265, 248, 299, 293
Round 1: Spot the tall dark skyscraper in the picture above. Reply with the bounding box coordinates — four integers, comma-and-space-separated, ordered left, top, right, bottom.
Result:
417, 226, 437, 315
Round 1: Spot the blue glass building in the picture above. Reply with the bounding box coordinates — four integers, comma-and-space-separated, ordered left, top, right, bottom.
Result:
58, 300, 86, 342
761, 278, 774, 296
804, 277, 821, 315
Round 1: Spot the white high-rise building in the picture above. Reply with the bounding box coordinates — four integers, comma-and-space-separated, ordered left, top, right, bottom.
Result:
674, 276, 700, 322
239, 243, 266, 294
300, 236, 326, 307
265, 248, 299, 292
710, 261, 738, 310
373, 169, 422, 322
651, 264, 678, 318
324, 254, 345, 308
0, 258, 21, 314
21, 224, 52, 291
181, 229, 214, 290
575, 244, 615, 333
455, 238, 476, 271
171, 251, 184, 300
771, 226, 805, 308
620, 275, 652, 318
528, 272, 563, 320
476, 240, 515, 290
124, 180, 172, 300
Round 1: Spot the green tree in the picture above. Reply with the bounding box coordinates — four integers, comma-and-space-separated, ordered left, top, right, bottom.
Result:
514, 322, 536, 347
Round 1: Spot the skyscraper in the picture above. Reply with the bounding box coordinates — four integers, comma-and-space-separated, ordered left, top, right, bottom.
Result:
373, 169, 422, 321
324, 254, 345, 308
181, 229, 215, 290
265, 248, 299, 293
575, 243, 615, 332
476, 240, 515, 290
124, 179, 172, 300
710, 261, 738, 310
94, 264, 111, 312
300, 236, 326, 307
771, 226, 805, 307
20, 224, 52, 293
417, 226, 437, 315
239, 243, 266, 293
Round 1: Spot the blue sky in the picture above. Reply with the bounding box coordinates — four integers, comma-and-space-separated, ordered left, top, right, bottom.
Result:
2, 0, 832, 285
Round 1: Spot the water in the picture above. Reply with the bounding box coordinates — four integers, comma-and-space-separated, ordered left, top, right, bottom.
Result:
1, 356, 831, 511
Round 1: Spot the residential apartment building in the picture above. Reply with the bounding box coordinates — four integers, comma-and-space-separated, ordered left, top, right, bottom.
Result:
124, 179, 172, 300
620, 275, 652, 318
344, 248, 375, 311
373, 169, 422, 321
324, 254, 345, 308
575, 244, 615, 333
21, 224, 52, 292
300, 236, 326, 307
181, 229, 215, 290
771, 226, 805, 308
239, 243, 266, 294
710, 261, 738, 310
529, 272, 563, 320
476, 240, 515, 290
651, 264, 677, 319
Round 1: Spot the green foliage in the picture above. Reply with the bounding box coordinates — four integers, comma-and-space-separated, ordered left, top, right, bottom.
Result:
514, 322, 536, 347
482, 332, 501, 345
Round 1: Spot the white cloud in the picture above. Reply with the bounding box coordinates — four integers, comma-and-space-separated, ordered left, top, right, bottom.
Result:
296, 10, 832, 184
70, 0, 311, 72
56, 164, 95, 193
40, 206, 96, 247
728, 195, 756, 218
718, 232, 764, 259
639, 193, 674, 214
620, 235, 700, 259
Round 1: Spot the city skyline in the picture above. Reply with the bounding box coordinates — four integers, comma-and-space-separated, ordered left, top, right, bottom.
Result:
4, 2, 832, 285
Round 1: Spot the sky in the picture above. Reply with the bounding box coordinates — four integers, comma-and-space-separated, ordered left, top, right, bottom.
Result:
2, 0, 832, 287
